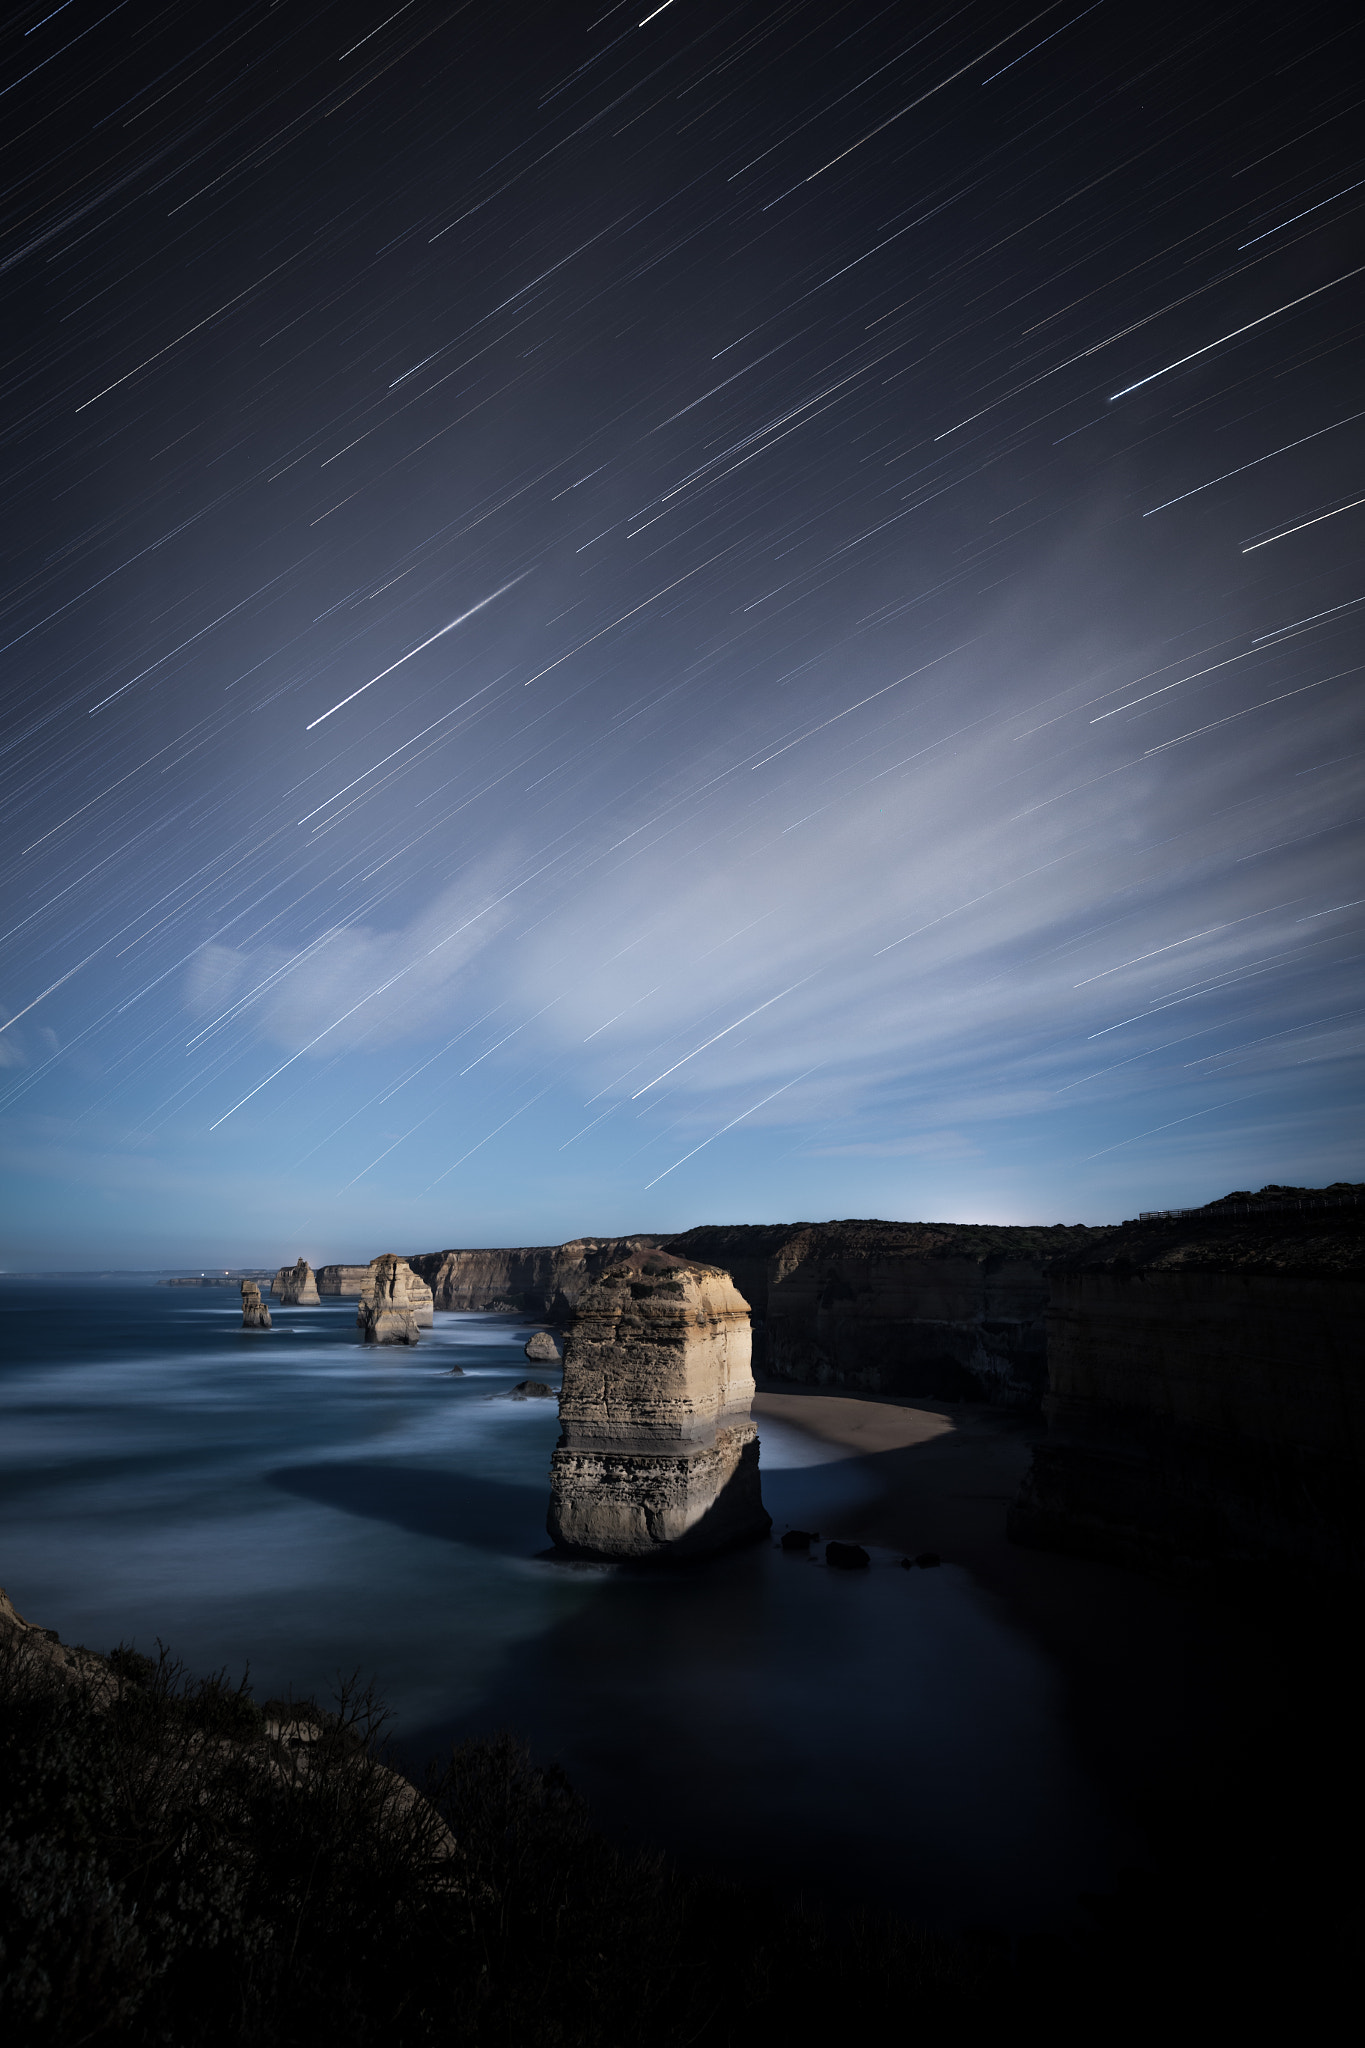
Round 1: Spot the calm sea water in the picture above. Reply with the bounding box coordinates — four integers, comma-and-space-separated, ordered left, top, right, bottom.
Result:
0, 1278, 1123, 1926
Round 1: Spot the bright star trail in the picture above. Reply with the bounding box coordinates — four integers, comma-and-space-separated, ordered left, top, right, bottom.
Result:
1, 0, 1361, 1264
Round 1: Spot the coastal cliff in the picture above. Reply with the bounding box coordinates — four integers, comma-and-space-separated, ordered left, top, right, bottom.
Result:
547, 1248, 769, 1559
1009, 1188, 1365, 1578
409, 1237, 661, 1316
667, 1219, 1111, 1407
403, 1220, 1110, 1406
316, 1264, 372, 1297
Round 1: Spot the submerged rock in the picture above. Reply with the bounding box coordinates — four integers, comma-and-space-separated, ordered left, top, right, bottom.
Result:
524, 1329, 564, 1364
240, 1281, 272, 1330
825, 1541, 870, 1571
272, 1258, 320, 1306
511, 1380, 555, 1399
547, 1250, 770, 1560
357, 1256, 421, 1346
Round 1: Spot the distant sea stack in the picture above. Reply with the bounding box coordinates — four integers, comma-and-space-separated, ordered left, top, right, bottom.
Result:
357, 1256, 424, 1346
1008, 1186, 1365, 1579
272, 1258, 320, 1306
240, 1280, 271, 1330
547, 1249, 769, 1560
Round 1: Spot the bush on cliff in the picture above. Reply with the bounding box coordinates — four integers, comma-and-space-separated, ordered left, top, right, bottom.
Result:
0, 1629, 999, 2046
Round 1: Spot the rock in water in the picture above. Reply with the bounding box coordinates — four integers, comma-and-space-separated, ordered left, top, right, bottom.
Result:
547, 1250, 770, 1560
272, 1257, 320, 1306
524, 1329, 564, 1363
240, 1281, 272, 1330
825, 1540, 870, 1570
357, 1255, 421, 1346
358, 1253, 431, 1335
512, 1380, 555, 1398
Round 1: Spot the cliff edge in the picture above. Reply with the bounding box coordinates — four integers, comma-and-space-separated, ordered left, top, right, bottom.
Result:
1009, 1186, 1365, 1579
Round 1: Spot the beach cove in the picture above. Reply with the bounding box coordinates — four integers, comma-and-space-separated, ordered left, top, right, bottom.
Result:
0, 1276, 1288, 1932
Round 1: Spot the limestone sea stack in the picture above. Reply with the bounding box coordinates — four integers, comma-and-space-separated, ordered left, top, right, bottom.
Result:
357, 1255, 423, 1346
524, 1329, 564, 1364
357, 1254, 434, 1330
547, 1249, 769, 1560
272, 1257, 321, 1306
240, 1280, 272, 1330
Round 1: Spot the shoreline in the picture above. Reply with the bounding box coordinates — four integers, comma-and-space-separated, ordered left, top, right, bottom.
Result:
750, 1378, 1290, 1846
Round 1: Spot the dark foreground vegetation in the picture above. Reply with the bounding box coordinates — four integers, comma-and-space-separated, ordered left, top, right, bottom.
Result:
1, 1609, 1360, 2046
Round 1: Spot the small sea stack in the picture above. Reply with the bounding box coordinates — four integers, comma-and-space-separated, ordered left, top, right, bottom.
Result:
524, 1329, 564, 1364
357, 1255, 422, 1346
272, 1257, 320, 1306
240, 1280, 271, 1330
547, 1249, 769, 1560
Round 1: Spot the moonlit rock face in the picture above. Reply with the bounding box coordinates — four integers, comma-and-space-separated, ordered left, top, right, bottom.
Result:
316, 1266, 372, 1298
272, 1258, 320, 1306
357, 1255, 422, 1346
548, 1250, 769, 1559
240, 1281, 271, 1330
524, 1329, 564, 1363
356, 1254, 433, 1331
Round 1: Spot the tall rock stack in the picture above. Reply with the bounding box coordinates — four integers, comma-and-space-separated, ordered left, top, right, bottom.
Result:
357, 1254, 433, 1329
357, 1255, 423, 1346
547, 1249, 769, 1559
272, 1258, 321, 1306
240, 1280, 272, 1330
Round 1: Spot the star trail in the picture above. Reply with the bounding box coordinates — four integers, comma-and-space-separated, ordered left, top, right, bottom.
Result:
1, 0, 1361, 1264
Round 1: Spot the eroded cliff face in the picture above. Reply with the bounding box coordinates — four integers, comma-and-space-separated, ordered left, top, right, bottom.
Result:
666, 1219, 1111, 1407
272, 1258, 320, 1306
547, 1249, 769, 1559
409, 1237, 661, 1317
316, 1265, 371, 1297
1009, 1196, 1365, 1578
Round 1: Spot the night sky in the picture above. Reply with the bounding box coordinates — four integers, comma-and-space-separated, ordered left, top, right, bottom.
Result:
2, 0, 1362, 1266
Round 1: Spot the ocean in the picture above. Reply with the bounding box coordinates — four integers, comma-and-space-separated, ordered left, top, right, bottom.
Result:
0, 1276, 1123, 1926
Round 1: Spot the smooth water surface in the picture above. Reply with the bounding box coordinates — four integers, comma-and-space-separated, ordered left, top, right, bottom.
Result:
0, 1279, 1122, 1925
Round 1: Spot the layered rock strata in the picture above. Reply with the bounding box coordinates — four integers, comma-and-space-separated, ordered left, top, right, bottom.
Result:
316, 1265, 372, 1297
408, 1237, 661, 1317
272, 1258, 321, 1306
1008, 1192, 1365, 1579
357, 1256, 422, 1346
666, 1219, 1112, 1407
547, 1249, 769, 1559
241, 1280, 271, 1329
357, 1255, 433, 1327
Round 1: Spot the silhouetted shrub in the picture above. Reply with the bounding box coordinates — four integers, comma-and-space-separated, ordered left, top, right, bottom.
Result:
0, 1631, 1002, 2045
